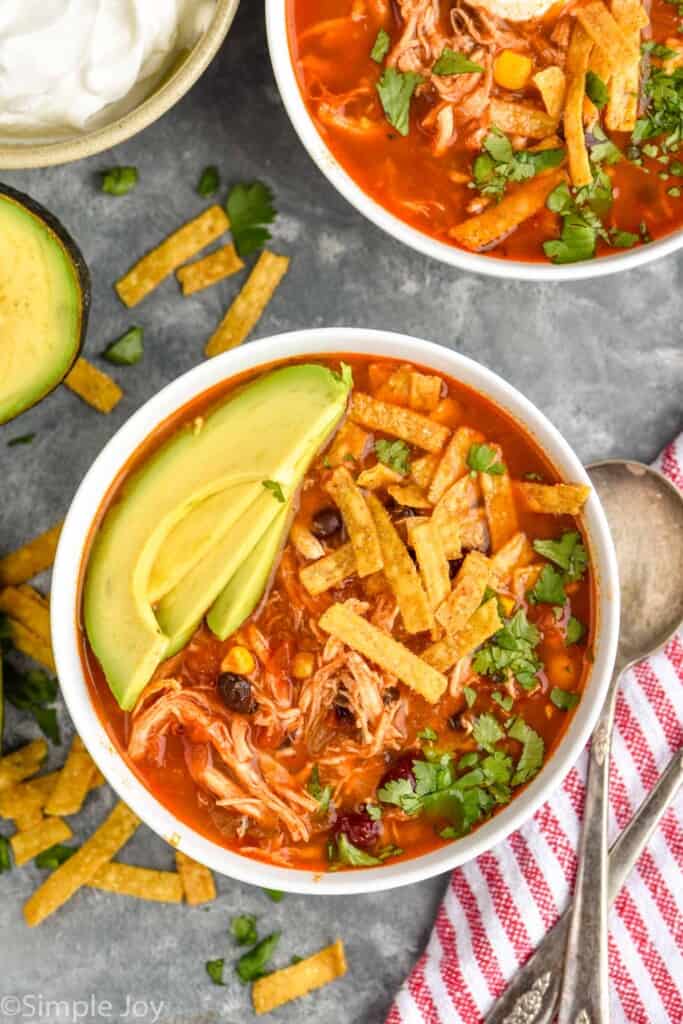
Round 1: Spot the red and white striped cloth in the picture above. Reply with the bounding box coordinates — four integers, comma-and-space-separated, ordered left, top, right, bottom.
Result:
387, 438, 683, 1024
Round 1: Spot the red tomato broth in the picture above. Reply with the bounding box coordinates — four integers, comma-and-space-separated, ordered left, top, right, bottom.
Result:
80, 354, 595, 871
287, 0, 683, 262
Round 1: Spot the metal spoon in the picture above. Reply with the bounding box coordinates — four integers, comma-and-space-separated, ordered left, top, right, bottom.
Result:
556, 460, 683, 1024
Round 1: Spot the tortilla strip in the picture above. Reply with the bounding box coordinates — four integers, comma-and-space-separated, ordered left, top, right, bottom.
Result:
299, 543, 357, 596
606, 0, 646, 131
204, 251, 290, 357
575, 1, 628, 72
565, 22, 594, 187
0, 586, 50, 644
91, 863, 183, 903
375, 365, 412, 404
6, 618, 55, 672
409, 371, 443, 413
428, 426, 484, 504
490, 531, 534, 585
252, 939, 347, 1015
0, 781, 44, 830
175, 851, 216, 904
406, 520, 451, 611
325, 467, 383, 578
386, 483, 432, 509
366, 494, 433, 633
518, 482, 591, 515
64, 358, 123, 414
436, 552, 492, 635
513, 564, 543, 599
368, 362, 394, 393
326, 420, 369, 467
24, 802, 140, 926
422, 598, 502, 673
116, 205, 229, 307
0, 522, 63, 586
176, 243, 244, 295
480, 450, 519, 552
11, 816, 72, 867
460, 512, 489, 554
533, 66, 567, 120
451, 169, 568, 252
490, 98, 559, 138
356, 463, 404, 490
433, 475, 479, 542
0, 740, 47, 793
44, 736, 97, 817
411, 452, 440, 490
349, 392, 450, 453
319, 603, 447, 703
290, 522, 325, 561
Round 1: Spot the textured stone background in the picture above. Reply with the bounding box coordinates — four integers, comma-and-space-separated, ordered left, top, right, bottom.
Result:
0, 5, 681, 1023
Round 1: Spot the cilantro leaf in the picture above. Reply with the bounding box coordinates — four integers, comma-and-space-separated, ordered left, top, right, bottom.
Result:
588, 125, 623, 166
262, 479, 285, 503
371, 28, 391, 63
610, 228, 639, 248
550, 687, 580, 711
0, 836, 11, 874
377, 776, 419, 812
533, 531, 587, 582
491, 690, 514, 712
231, 914, 258, 946
463, 685, 477, 708
473, 609, 542, 690
585, 71, 609, 108
197, 166, 220, 198
206, 959, 225, 985
335, 833, 381, 867
375, 438, 411, 475
543, 175, 616, 264
263, 888, 284, 902
227, 182, 277, 257
366, 803, 382, 820
35, 844, 77, 870
307, 765, 332, 813
633, 66, 683, 150
472, 712, 504, 752
418, 727, 438, 743
236, 933, 281, 983
3, 665, 60, 744
544, 213, 597, 264
102, 326, 144, 366
508, 718, 544, 785
529, 565, 566, 607
101, 166, 138, 196
376, 67, 423, 136
7, 433, 35, 447
433, 48, 484, 76
566, 616, 586, 646
467, 443, 505, 476
473, 128, 565, 200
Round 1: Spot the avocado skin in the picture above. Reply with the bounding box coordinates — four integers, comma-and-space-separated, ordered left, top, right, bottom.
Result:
0, 184, 90, 424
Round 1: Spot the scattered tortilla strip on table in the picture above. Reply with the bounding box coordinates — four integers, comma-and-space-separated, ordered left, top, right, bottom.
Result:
411, 452, 440, 491
564, 22, 594, 187
490, 98, 559, 138
356, 463, 404, 490
606, 0, 646, 131
324, 467, 383, 578
326, 420, 369, 467
428, 426, 484, 504
366, 494, 433, 634
116, 205, 230, 307
386, 483, 432, 509
0, 778, 47, 830
350, 393, 450, 453
436, 552, 492, 635
575, 1, 628, 72
10, 816, 72, 867
91, 863, 183, 903
533, 66, 566, 120
64, 358, 123, 415
406, 519, 450, 611
44, 736, 97, 817
479, 451, 519, 552
0, 522, 63, 586
518, 481, 591, 515
24, 801, 140, 927
451, 168, 567, 251
299, 543, 357, 596
252, 939, 347, 1015
204, 251, 290, 357
319, 603, 447, 703
176, 243, 244, 295
0, 740, 47, 792
6, 618, 55, 672
175, 850, 216, 904
0, 586, 50, 644
490, 531, 534, 585
423, 598, 502, 673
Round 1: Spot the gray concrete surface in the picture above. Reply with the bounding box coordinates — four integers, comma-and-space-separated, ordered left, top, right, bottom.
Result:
0, 4, 681, 1023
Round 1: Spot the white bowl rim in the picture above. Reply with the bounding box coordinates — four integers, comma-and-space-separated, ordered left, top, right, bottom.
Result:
52, 328, 619, 894
265, 0, 683, 282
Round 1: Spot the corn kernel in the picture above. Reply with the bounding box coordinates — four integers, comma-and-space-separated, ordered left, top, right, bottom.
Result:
493, 51, 533, 91
222, 646, 255, 675
292, 652, 315, 679
498, 595, 516, 617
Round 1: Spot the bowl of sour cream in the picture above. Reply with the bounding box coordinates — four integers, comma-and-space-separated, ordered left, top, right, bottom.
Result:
0, 0, 240, 169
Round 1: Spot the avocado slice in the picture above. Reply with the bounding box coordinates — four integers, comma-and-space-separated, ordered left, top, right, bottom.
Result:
0, 186, 89, 425
84, 364, 351, 710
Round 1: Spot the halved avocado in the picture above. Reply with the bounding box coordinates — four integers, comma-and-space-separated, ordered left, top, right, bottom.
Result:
0, 185, 90, 425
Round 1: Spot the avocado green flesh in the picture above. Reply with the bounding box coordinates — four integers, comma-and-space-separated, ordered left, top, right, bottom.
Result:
0, 196, 82, 424
84, 364, 351, 710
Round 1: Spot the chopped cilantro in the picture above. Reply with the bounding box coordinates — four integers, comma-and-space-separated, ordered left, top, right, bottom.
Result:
473, 609, 542, 690
308, 765, 332, 813
491, 690, 514, 712
236, 933, 281, 983
101, 166, 138, 196
633, 66, 683, 151
263, 888, 284, 902
376, 67, 423, 136
550, 687, 580, 711
102, 326, 144, 366
262, 479, 285, 503
473, 128, 564, 200
588, 125, 623, 166
566, 616, 586, 646
197, 166, 220, 197
458, 752, 479, 770
375, 438, 411, 475
231, 914, 258, 946
610, 228, 639, 248
418, 727, 438, 743
533, 531, 587, 582
508, 718, 544, 785
377, 844, 403, 860
463, 685, 477, 708
205, 959, 225, 985
641, 41, 679, 59
7, 433, 35, 447
433, 48, 484, 76
3, 665, 60, 744
366, 803, 383, 821
529, 565, 566, 607
543, 174, 617, 264
227, 182, 277, 257
334, 833, 381, 867
585, 71, 608, 108
371, 29, 391, 63
467, 443, 505, 476
0, 836, 11, 873
472, 712, 504, 752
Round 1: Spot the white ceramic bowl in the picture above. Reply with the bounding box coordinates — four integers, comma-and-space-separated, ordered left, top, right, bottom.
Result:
266, 1, 683, 281
52, 328, 619, 893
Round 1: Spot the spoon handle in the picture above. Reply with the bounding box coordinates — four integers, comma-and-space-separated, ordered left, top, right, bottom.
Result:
484, 747, 683, 1024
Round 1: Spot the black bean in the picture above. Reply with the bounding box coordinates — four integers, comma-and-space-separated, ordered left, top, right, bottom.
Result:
217, 673, 257, 714
312, 506, 342, 538
382, 686, 400, 706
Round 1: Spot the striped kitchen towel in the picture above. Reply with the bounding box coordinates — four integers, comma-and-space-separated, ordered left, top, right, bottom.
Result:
387, 437, 683, 1024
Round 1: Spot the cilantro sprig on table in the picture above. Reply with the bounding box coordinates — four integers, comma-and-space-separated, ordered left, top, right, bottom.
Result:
2, 661, 60, 744
472, 128, 565, 201
227, 182, 277, 257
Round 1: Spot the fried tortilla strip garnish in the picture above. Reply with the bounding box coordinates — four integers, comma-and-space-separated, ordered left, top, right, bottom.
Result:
299, 543, 357, 596
319, 603, 447, 703
575, 1, 628, 72
490, 531, 534, 586
64, 358, 123, 414
406, 520, 450, 611
518, 482, 591, 515
325, 468, 383, 578
290, 522, 325, 562
326, 420, 370, 467
375, 364, 412, 404
252, 939, 348, 1015
366, 494, 433, 634
606, 0, 647, 131
91, 863, 184, 903
0, 522, 63, 586
356, 463, 404, 490
436, 516, 463, 559
0, 740, 47, 793
44, 736, 97, 817
411, 452, 440, 491
0, 585, 50, 643
0, 781, 44, 831
428, 426, 484, 504
408, 371, 443, 413
490, 98, 560, 138
6, 618, 55, 672
349, 392, 451, 453
116, 205, 230, 307
10, 817, 72, 867
175, 850, 216, 905
432, 475, 479, 540
565, 22, 594, 187
24, 802, 140, 927
176, 243, 245, 295
451, 168, 568, 252
533, 66, 567, 120
204, 251, 290, 357
386, 483, 432, 509
479, 448, 519, 553
423, 597, 502, 673
436, 551, 492, 635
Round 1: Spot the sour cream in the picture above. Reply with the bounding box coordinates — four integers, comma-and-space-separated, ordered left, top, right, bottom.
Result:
476, 0, 565, 20
0, 0, 215, 136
